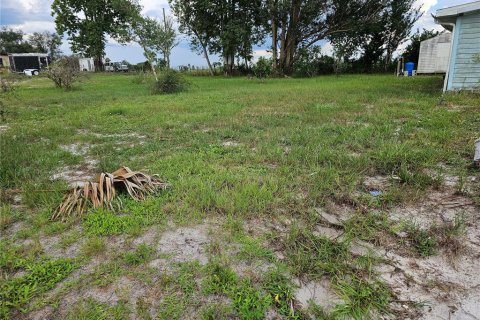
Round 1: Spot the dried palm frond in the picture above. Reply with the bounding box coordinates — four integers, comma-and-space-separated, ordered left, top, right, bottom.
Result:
52, 167, 169, 221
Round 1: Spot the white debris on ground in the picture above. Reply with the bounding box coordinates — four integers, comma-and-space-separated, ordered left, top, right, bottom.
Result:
0, 124, 10, 133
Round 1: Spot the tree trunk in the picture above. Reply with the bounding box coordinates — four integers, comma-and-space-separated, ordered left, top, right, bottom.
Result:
193, 30, 214, 76
94, 57, 103, 72
223, 53, 234, 76
142, 46, 158, 81
271, 0, 278, 71
162, 8, 171, 69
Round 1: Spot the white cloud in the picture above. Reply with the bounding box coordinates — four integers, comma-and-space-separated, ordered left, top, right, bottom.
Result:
9, 21, 56, 33
252, 49, 272, 63
2, 0, 476, 65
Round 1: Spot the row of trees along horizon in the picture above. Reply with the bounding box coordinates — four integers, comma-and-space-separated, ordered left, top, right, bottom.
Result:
1, 0, 442, 76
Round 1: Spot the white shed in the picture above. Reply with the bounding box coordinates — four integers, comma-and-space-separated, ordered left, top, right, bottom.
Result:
79, 58, 95, 72
417, 32, 452, 74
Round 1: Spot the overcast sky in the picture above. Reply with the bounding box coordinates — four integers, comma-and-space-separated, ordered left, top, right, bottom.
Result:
0, 0, 474, 67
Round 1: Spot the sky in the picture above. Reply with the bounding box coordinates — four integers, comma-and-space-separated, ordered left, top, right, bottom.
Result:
0, 0, 474, 67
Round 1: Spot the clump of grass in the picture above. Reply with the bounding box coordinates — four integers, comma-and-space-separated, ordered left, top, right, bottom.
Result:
0, 259, 76, 318
332, 276, 391, 319
231, 280, 272, 320
123, 244, 153, 265
261, 269, 302, 318
83, 208, 145, 236
203, 262, 238, 294
151, 70, 190, 95
200, 302, 235, 320
157, 262, 201, 320
343, 212, 390, 242
0, 240, 29, 272
433, 214, 467, 257
282, 227, 351, 277
202, 262, 271, 319
0, 204, 17, 230
278, 226, 392, 318
66, 298, 130, 320
403, 222, 438, 257
81, 236, 106, 257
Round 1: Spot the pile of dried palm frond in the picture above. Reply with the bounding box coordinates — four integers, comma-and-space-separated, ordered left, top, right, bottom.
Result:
52, 167, 169, 220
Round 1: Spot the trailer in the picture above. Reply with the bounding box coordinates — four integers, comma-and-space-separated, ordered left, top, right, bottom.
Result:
8, 53, 50, 74
79, 58, 95, 72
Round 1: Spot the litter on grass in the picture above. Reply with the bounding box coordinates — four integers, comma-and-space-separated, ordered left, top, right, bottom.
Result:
52, 166, 169, 221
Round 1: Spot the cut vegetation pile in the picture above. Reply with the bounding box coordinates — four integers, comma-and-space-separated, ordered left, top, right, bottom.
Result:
52, 166, 169, 220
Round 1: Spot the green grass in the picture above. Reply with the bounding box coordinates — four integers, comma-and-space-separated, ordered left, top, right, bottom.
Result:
66, 298, 130, 320
123, 244, 153, 265
0, 258, 76, 318
0, 73, 479, 319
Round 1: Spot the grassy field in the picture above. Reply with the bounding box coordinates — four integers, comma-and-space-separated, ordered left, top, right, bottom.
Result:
0, 73, 479, 319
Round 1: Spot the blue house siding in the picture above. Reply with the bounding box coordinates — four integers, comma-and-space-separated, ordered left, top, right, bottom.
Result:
448, 12, 480, 90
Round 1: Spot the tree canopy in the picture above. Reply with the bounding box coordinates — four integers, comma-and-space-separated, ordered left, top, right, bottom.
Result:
51, 0, 141, 68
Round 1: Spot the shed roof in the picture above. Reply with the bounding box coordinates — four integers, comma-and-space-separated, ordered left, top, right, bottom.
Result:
8, 53, 49, 57
434, 0, 480, 30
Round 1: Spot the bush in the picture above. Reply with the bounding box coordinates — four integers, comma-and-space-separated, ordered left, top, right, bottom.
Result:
151, 69, 189, 94
252, 57, 272, 78
293, 46, 334, 77
46, 56, 80, 90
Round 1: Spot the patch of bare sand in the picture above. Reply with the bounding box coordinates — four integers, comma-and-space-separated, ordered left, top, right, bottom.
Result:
389, 189, 477, 228
155, 225, 210, 265
51, 143, 98, 187
294, 278, 343, 313
377, 185, 480, 319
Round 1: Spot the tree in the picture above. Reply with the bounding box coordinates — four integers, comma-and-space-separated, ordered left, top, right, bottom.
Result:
28, 32, 63, 58
130, 13, 177, 80
131, 16, 164, 81
268, 0, 385, 75
0, 27, 35, 54
331, 0, 421, 72
403, 29, 440, 64
383, 0, 422, 69
169, 0, 216, 75
170, 0, 265, 76
159, 8, 177, 69
51, 0, 140, 69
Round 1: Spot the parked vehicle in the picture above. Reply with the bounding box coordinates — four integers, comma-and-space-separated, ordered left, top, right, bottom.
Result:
9, 53, 50, 74
24, 69, 40, 76
105, 62, 129, 72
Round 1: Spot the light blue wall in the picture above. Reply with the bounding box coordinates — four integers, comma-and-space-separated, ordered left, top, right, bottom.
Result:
447, 12, 480, 90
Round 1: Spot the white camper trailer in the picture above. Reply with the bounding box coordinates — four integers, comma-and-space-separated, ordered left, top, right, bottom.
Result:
79, 58, 95, 72
417, 32, 452, 74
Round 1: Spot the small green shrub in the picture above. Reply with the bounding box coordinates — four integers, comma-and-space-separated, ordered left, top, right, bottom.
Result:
46, 56, 80, 90
81, 237, 106, 257
151, 70, 189, 94
252, 57, 272, 78
403, 222, 437, 257
123, 244, 153, 265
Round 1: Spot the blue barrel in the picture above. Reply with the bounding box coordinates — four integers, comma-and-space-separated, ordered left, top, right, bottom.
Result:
405, 62, 415, 76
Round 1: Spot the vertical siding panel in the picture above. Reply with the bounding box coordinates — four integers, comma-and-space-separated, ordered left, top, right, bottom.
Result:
450, 13, 480, 90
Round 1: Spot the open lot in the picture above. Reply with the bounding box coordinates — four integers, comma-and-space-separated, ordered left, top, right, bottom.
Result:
1, 74, 479, 319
